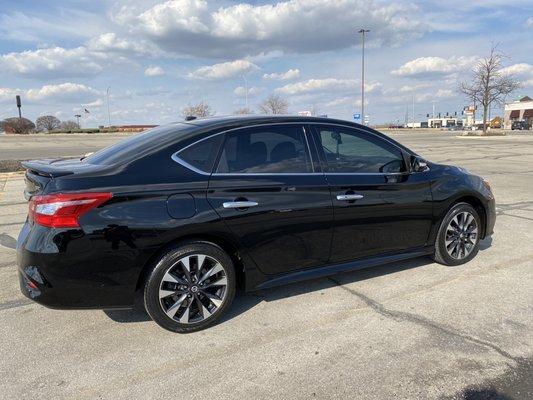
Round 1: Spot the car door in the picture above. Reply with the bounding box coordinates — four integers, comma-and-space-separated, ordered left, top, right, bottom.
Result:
310, 124, 433, 263
207, 123, 334, 275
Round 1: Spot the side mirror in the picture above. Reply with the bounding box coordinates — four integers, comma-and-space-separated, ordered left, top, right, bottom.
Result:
411, 156, 429, 173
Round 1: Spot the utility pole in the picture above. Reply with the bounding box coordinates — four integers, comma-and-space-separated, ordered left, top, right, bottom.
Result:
432, 101, 436, 118
412, 95, 415, 129
358, 28, 370, 125
74, 114, 81, 128
106, 86, 111, 127
473, 98, 476, 130
241, 75, 249, 109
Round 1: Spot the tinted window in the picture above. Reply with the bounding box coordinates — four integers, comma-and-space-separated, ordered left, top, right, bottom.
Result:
84, 123, 195, 165
317, 126, 405, 173
217, 125, 312, 173
177, 134, 223, 173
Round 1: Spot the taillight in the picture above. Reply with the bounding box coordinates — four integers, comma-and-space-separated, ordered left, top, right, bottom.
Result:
28, 192, 112, 228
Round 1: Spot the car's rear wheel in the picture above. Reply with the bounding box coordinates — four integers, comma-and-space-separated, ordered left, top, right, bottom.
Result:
433, 202, 481, 266
144, 241, 236, 333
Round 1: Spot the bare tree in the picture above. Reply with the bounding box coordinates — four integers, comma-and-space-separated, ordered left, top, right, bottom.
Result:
459, 45, 520, 134
182, 101, 214, 118
59, 120, 80, 130
259, 94, 289, 115
233, 107, 254, 115
2, 117, 35, 134
36, 115, 61, 132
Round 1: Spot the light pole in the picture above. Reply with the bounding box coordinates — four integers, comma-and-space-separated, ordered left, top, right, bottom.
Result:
106, 86, 111, 127
412, 95, 415, 129
74, 114, 81, 128
241, 75, 249, 109
358, 28, 370, 125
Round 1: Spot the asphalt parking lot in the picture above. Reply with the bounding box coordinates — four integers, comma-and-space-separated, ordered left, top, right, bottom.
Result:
1, 131, 532, 399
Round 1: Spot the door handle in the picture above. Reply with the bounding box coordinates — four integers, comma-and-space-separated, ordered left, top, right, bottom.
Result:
336, 194, 364, 201
222, 200, 259, 209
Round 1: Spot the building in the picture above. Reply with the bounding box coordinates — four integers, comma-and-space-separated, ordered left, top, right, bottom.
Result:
114, 125, 158, 132
427, 117, 463, 128
504, 96, 533, 129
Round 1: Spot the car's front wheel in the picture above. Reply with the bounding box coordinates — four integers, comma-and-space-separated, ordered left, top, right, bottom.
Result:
144, 241, 236, 333
433, 202, 481, 266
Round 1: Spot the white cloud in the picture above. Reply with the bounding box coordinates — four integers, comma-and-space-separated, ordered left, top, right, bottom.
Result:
275, 78, 384, 96
526, 17, 533, 28
187, 59, 259, 80
84, 98, 104, 107
397, 83, 432, 93
435, 89, 454, 99
276, 78, 357, 95
233, 86, 263, 97
145, 66, 166, 76
0, 47, 105, 79
499, 63, 533, 76
0, 32, 161, 80
26, 83, 101, 103
122, 0, 428, 58
391, 56, 478, 78
88, 32, 160, 57
263, 69, 300, 80
499, 63, 533, 88
0, 9, 106, 43
325, 97, 354, 108
0, 87, 21, 103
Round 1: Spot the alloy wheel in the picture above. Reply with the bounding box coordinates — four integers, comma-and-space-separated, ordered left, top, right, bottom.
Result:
445, 211, 478, 260
158, 254, 228, 324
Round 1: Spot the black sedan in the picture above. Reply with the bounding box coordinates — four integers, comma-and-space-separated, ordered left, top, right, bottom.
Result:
17, 116, 496, 332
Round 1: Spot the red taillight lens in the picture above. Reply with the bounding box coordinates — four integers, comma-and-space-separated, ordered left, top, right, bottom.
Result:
28, 192, 112, 228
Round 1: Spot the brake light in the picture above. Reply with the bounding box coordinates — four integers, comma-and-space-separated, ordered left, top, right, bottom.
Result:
28, 192, 112, 228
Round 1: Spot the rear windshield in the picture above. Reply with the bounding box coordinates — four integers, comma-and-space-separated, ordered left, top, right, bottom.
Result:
84, 123, 195, 165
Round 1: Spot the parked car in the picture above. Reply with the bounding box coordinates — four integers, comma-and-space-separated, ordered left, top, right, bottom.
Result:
17, 116, 496, 332
447, 125, 463, 131
511, 120, 531, 130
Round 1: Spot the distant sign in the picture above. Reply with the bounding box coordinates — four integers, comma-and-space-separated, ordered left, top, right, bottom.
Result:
353, 113, 361, 120
298, 111, 312, 116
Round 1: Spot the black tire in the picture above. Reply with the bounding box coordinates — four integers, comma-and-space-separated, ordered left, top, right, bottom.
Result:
144, 241, 236, 333
433, 202, 481, 266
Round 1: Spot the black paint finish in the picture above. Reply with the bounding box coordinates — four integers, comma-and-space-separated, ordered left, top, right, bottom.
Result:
17, 116, 496, 309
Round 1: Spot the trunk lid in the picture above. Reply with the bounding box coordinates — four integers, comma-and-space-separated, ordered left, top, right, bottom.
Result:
22, 158, 106, 200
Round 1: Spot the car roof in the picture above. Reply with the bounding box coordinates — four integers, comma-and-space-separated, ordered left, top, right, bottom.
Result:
181, 115, 363, 130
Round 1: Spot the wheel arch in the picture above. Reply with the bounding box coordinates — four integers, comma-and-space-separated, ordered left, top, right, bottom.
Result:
445, 194, 488, 238
135, 233, 247, 293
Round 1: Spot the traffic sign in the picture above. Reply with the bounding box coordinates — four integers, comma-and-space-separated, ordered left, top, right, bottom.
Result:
353, 113, 361, 120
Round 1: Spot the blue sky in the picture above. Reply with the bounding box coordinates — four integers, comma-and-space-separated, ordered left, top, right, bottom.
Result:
0, 0, 532, 126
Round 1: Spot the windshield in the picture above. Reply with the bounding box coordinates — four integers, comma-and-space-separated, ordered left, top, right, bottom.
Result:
84, 123, 195, 165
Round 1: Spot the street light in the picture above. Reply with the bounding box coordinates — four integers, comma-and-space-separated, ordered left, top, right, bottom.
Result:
358, 28, 370, 125
106, 86, 111, 127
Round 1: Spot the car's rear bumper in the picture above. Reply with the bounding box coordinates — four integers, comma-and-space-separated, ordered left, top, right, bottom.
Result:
17, 222, 139, 309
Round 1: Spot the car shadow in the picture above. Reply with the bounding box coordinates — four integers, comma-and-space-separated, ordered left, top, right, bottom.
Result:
456, 388, 515, 400
479, 235, 493, 250
103, 237, 493, 325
